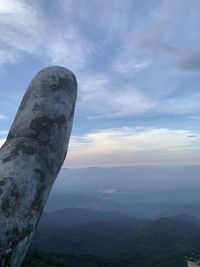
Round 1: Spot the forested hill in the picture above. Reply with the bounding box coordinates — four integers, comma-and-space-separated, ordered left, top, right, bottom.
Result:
23, 208, 200, 267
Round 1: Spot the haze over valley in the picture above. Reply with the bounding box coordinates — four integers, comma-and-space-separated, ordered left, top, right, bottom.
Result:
45, 165, 200, 219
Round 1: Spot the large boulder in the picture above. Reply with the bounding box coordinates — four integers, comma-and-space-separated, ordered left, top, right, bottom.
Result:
0, 66, 77, 266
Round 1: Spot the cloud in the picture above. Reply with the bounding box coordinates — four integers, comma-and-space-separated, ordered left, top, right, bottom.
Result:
101, 189, 117, 194
90, 89, 154, 119
0, 0, 43, 66
116, 0, 200, 75
113, 56, 150, 75
68, 0, 200, 119
0, 130, 8, 135
0, 0, 171, 71
0, 0, 134, 71
0, 0, 199, 72
0, 114, 7, 120
0, 0, 90, 71
132, 1, 175, 52
132, 0, 199, 53
77, 72, 200, 119
0, 49, 20, 66
65, 127, 200, 167
77, 73, 156, 119
162, 93, 200, 115
45, 0, 135, 71
0, 139, 5, 148
189, 116, 200, 120
1, 0, 200, 122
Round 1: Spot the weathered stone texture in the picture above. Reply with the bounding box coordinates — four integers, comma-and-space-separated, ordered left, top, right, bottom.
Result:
0, 66, 77, 267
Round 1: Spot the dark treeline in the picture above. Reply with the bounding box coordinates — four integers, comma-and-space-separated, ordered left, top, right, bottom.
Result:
22, 208, 200, 267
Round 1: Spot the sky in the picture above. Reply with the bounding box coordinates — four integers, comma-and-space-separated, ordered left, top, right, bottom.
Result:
0, 0, 200, 167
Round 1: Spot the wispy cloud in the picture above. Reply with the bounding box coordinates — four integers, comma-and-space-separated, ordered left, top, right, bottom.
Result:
0, 0, 90, 71
66, 127, 200, 167
1, 0, 200, 126
0, 114, 7, 120
162, 93, 200, 115
189, 115, 200, 120
113, 56, 150, 75
77, 73, 200, 119
0, 0, 43, 66
0, 0, 199, 72
0, 130, 8, 135
77, 74, 155, 119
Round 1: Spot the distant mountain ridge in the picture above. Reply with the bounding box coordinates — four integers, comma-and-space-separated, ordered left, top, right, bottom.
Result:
38, 208, 132, 229
38, 207, 200, 230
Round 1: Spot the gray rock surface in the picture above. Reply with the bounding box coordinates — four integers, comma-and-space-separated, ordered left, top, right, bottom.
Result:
0, 66, 77, 266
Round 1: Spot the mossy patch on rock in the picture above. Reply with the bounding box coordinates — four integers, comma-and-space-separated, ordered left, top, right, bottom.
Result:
29, 115, 66, 140
2, 144, 35, 163
49, 77, 68, 92
1, 181, 22, 217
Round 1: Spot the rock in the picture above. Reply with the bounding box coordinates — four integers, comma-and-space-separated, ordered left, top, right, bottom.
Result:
0, 66, 77, 266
